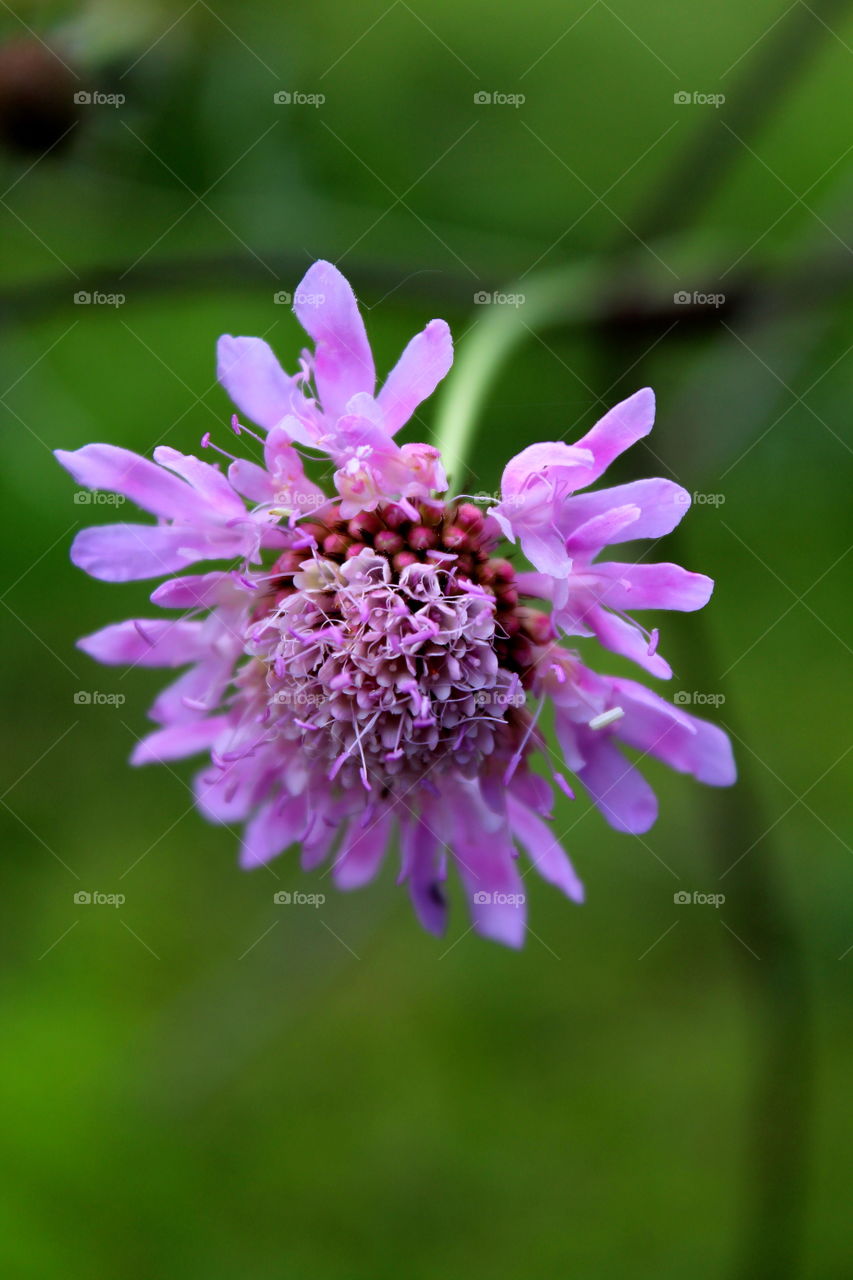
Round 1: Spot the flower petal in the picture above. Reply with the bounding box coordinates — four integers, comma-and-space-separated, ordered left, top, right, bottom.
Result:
69, 523, 249, 581
572, 387, 656, 485
153, 446, 245, 517
78, 618, 206, 666
333, 811, 393, 889
293, 260, 375, 416
239, 794, 308, 869
564, 504, 641, 552
447, 783, 527, 947
55, 444, 196, 519
228, 459, 275, 504
612, 679, 737, 786
151, 571, 240, 610
574, 732, 659, 834
560, 479, 690, 546
560, 604, 672, 678
400, 817, 447, 937
591, 563, 714, 612
131, 717, 228, 765
500, 442, 594, 501
507, 797, 584, 902
377, 319, 453, 435
217, 335, 294, 430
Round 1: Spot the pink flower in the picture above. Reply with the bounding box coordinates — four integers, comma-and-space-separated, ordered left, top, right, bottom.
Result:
217, 260, 452, 517
56, 261, 735, 948
493, 388, 713, 677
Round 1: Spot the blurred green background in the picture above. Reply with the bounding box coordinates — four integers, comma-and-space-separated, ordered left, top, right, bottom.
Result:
0, 1, 850, 1277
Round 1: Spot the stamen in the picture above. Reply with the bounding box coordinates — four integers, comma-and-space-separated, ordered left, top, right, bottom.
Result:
588, 707, 624, 730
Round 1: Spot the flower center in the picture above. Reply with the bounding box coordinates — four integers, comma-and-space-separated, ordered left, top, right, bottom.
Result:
244, 501, 554, 794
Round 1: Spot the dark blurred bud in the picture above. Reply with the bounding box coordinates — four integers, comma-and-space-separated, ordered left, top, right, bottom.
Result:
0, 38, 79, 156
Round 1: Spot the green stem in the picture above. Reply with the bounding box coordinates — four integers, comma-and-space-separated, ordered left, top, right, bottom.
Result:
433, 259, 601, 480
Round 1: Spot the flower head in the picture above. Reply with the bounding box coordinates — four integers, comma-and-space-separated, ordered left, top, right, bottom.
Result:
57, 259, 735, 947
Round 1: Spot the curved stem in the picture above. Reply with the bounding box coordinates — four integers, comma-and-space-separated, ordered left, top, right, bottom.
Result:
433, 259, 602, 479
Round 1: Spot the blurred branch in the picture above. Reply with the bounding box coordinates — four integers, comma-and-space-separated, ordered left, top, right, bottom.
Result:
633, 0, 853, 240
432, 237, 852, 482
0, 237, 850, 331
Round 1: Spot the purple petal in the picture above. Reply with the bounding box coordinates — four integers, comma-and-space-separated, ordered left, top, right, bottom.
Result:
78, 618, 205, 666
574, 732, 659, 834
564, 504, 641, 552
612, 678, 737, 786
217, 335, 293, 430
70, 523, 251, 581
153, 446, 245, 517
507, 797, 584, 902
519, 529, 573, 579
194, 760, 258, 825
293, 260, 375, 416
572, 387, 656, 485
148, 654, 238, 725
377, 319, 453, 435
333, 811, 393, 889
301, 818, 338, 872
55, 444, 196, 519
447, 783, 527, 947
560, 478, 690, 546
400, 817, 447, 936
571, 605, 672, 679
239, 795, 307, 869
500, 441, 595, 500
591, 563, 714, 612
131, 716, 227, 764
228, 459, 275, 504
150, 571, 237, 610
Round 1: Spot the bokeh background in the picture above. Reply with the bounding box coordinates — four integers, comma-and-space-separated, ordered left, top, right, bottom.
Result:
1, 1, 851, 1277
